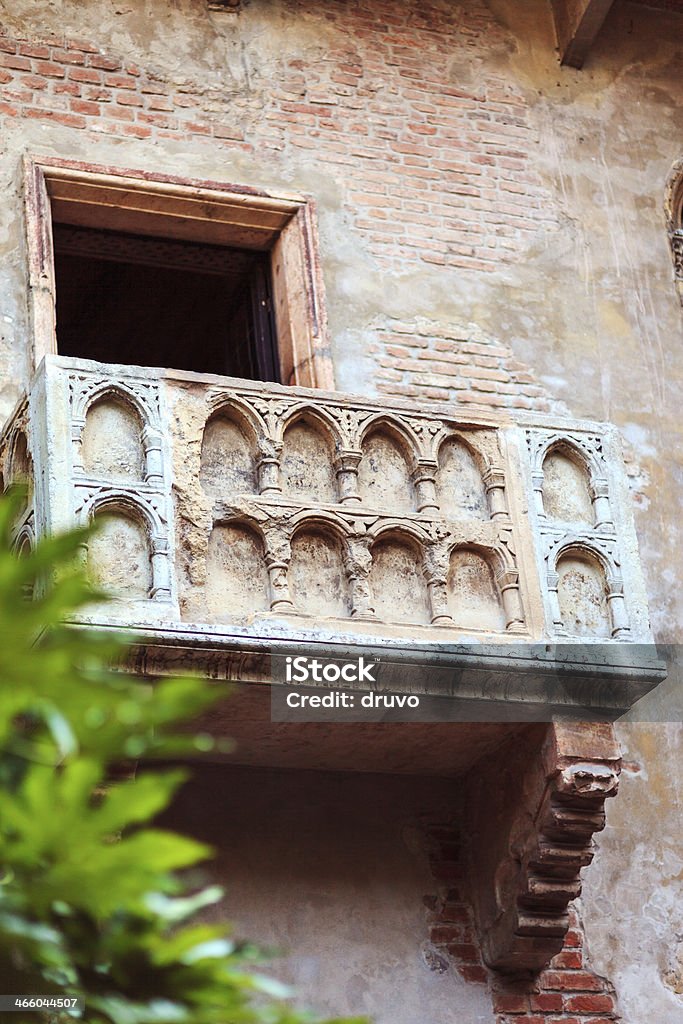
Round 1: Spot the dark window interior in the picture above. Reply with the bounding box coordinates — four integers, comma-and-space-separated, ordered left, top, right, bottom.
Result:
53, 224, 280, 381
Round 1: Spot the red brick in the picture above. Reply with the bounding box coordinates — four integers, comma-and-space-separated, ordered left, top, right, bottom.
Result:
54, 81, 81, 96
21, 74, 49, 90
69, 67, 101, 84
529, 992, 563, 1012
104, 73, 137, 89
18, 43, 50, 59
1, 54, 31, 71
67, 38, 100, 53
459, 965, 488, 983
22, 107, 86, 128
542, 970, 603, 992
444, 942, 479, 962
492, 993, 529, 1013
564, 993, 615, 1013
0, 69, 12, 84
89, 55, 122, 71
70, 98, 100, 115
147, 96, 173, 111
118, 123, 152, 138
51, 48, 85, 65
116, 91, 143, 106
0, 38, 17, 54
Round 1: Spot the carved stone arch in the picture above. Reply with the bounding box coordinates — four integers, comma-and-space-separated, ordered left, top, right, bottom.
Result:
9, 428, 32, 482
358, 413, 421, 466
278, 402, 345, 450
81, 391, 146, 483
86, 496, 155, 601
280, 408, 339, 503
368, 526, 431, 625
13, 521, 35, 557
358, 416, 420, 513
367, 517, 430, 546
80, 382, 151, 427
436, 432, 491, 520
288, 516, 352, 618
288, 507, 354, 536
540, 439, 596, 527
206, 517, 270, 621
550, 540, 618, 639
445, 544, 506, 632
206, 393, 266, 442
200, 404, 259, 497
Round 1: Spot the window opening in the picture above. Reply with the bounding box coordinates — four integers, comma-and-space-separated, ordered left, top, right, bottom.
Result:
53, 224, 280, 381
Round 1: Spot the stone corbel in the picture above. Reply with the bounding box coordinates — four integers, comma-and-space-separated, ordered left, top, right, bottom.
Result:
334, 450, 362, 505
412, 459, 439, 514
483, 466, 509, 520
257, 439, 283, 496
344, 536, 375, 619
263, 526, 294, 611
466, 721, 621, 975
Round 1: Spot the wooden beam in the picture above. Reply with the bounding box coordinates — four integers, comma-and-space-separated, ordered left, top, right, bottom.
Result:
550, 0, 616, 68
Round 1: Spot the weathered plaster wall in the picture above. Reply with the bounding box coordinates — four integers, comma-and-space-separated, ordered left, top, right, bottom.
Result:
1, 1, 683, 1022
162, 765, 495, 1024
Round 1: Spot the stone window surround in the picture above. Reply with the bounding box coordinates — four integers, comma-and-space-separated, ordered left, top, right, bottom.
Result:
22, 155, 333, 389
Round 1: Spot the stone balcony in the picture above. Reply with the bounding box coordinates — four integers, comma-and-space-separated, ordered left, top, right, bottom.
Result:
1, 355, 654, 659
0, 355, 667, 973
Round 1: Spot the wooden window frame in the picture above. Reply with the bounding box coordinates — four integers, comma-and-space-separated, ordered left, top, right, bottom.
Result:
23, 156, 334, 389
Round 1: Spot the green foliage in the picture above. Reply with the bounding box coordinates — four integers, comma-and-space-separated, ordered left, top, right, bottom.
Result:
0, 489, 365, 1024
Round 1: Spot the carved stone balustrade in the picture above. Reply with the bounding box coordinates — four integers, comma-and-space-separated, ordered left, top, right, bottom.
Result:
0, 354, 655, 654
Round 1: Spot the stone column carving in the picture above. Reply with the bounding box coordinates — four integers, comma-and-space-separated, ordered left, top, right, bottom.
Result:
344, 537, 375, 619
71, 418, 85, 476
531, 469, 546, 519
546, 569, 566, 634
496, 567, 525, 630
257, 439, 283, 496
483, 467, 509, 520
607, 577, 630, 638
263, 526, 293, 610
589, 477, 613, 532
424, 543, 453, 625
150, 535, 172, 601
412, 459, 439, 514
335, 451, 362, 505
143, 426, 164, 487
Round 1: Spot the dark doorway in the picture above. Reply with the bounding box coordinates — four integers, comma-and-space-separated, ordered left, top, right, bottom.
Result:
53, 224, 281, 381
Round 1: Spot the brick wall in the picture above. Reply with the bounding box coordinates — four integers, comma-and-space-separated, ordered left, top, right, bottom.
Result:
424, 822, 620, 1024
0, 0, 558, 277
368, 317, 563, 413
